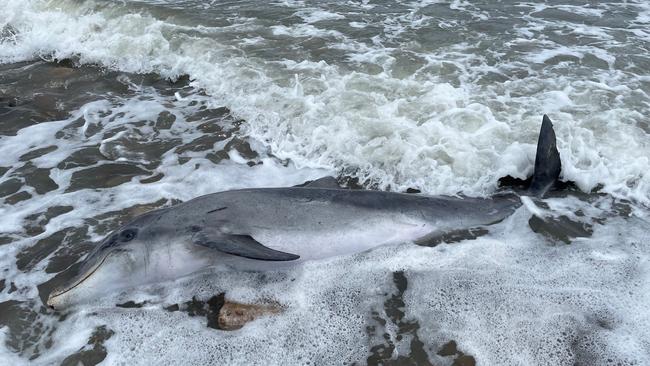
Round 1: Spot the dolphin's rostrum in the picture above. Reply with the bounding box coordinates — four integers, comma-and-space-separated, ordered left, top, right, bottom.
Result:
47, 115, 562, 309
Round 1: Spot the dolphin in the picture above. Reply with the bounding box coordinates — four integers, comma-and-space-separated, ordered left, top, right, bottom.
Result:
46, 115, 562, 309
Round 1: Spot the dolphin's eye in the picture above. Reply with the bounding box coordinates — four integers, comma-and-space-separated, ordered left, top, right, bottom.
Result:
120, 229, 138, 242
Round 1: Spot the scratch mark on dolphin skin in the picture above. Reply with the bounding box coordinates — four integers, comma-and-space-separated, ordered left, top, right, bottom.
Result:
207, 207, 228, 214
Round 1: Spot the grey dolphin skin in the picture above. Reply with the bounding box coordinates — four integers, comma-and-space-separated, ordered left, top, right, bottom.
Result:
47, 115, 562, 309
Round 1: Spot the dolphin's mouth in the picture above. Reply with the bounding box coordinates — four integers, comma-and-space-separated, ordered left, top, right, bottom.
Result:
47, 250, 112, 308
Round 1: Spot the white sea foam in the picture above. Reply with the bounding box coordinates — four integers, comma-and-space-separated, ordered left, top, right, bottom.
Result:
553, 5, 606, 18
405, 206, 650, 365
294, 9, 345, 24
1, 0, 649, 203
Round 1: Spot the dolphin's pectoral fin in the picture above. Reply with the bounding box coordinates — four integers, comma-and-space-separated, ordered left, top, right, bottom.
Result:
218, 235, 300, 261
193, 231, 300, 261
294, 176, 341, 189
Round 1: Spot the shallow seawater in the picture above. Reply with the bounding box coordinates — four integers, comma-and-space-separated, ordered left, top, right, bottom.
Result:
1, 0, 650, 365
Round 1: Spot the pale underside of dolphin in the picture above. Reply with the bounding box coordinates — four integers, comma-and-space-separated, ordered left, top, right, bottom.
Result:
47, 115, 562, 309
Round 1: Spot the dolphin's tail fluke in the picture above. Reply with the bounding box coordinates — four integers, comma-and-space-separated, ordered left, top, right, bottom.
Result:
528, 115, 562, 197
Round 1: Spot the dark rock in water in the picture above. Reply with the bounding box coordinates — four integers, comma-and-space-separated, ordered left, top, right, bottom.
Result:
528, 215, 593, 244
453, 355, 476, 366
0, 236, 14, 246
23, 205, 74, 237
56, 147, 105, 170
366, 271, 433, 366
16, 230, 67, 271
5, 191, 31, 205
60, 325, 114, 366
498, 175, 581, 197
610, 200, 633, 218
170, 73, 191, 85
99, 134, 179, 169
498, 175, 532, 190
54, 58, 77, 69
185, 296, 211, 317
175, 134, 228, 154
0, 177, 22, 197
186, 106, 231, 123
0, 279, 5, 292
43, 223, 95, 275
206, 151, 230, 165
66, 163, 150, 191
19, 145, 58, 162
197, 120, 228, 134
0, 300, 53, 359
365, 271, 478, 365
437, 340, 476, 366
339, 175, 365, 190
437, 340, 458, 357
16, 226, 88, 272
164, 304, 180, 312
6, 97, 17, 107
139, 172, 164, 184
116, 301, 146, 308
224, 137, 258, 161
14, 162, 59, 194
155, 111, 176, 130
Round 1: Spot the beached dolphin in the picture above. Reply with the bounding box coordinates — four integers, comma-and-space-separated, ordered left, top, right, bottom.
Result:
46, 115, 562, 309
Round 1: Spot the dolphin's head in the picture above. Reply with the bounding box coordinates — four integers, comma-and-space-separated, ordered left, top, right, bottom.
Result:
47, 211, 166, 310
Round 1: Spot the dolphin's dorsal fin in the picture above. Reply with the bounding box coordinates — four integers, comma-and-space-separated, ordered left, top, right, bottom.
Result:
297, 176, 341, 189
192, 230, 299, 261
529, 115, 562, 197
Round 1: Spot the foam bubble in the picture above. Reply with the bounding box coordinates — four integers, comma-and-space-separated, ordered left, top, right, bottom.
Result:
294, 9, 345, 24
